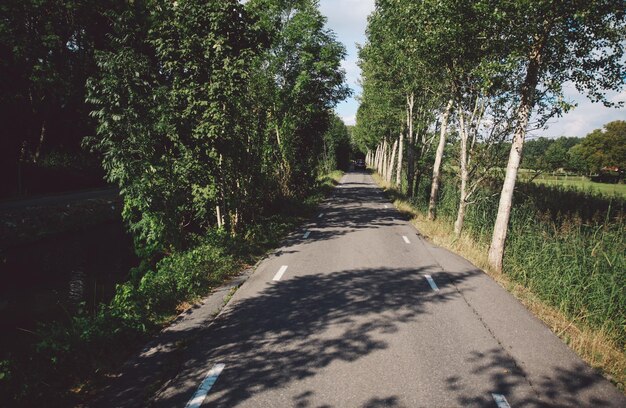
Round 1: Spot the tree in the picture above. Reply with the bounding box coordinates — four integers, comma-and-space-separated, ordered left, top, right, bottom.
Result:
87, 0, 267, 255
0, 0, 123, 196
248, 0, 350, 198
321, 115, 351, 173
574, 120, 626, 174
488, 0, 625, 272
87, 0, 349, 257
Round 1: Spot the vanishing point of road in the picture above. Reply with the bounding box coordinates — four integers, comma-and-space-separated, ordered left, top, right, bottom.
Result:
129, 171, 626, 407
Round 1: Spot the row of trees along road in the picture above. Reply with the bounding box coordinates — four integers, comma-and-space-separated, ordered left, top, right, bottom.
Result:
355, 0, 625, 272
2, 0, 349, 257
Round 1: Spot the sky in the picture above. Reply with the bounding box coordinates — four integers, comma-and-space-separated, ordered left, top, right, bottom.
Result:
318, 0, 625, 138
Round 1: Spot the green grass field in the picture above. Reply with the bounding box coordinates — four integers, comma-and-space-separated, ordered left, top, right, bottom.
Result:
520, 173, 626, 198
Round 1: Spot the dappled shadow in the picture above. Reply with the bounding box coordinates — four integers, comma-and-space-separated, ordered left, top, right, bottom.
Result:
445, 347, 617, 407
150, 266, 479, 407
278, 179, 409, 250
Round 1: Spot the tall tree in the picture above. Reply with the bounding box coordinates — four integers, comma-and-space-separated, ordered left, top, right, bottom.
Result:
488, 0, 625, 271
573, 120, 626, 173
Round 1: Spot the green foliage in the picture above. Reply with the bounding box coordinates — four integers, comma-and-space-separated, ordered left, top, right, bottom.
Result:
320, 115, 351, 173
574, 120, 626, 174
522, 137, 583, 172
139, 243, 234, 314
247, 0, 350, 197
86, 0, 267, 255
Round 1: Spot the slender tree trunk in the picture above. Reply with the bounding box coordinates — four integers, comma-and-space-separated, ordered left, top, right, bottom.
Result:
216, 205, 223, 229
488, 46, 543, 272
406, 93, 415, 196
33, 120, 46, 164
396, 129, 403, 187
455, 109, 469, 235
388, 139, 398, 183
374, 145, 380, 173
380, 139, 388, 180
428, 99, 453, 220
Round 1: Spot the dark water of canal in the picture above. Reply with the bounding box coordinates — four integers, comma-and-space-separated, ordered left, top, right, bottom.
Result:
0, 221, 138, 356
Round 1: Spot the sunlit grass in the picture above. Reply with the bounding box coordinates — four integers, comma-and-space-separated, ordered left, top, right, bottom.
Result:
519, 172, 626, 198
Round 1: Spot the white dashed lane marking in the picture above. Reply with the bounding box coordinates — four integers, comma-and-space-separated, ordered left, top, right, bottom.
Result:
402, 235, 411, 244
492, 393, 511, 408
273, 265, 288, 281
303, 231, 311, 239
185, 363, 225, 408
318, 213, 324, 218
425, 275, 440, 292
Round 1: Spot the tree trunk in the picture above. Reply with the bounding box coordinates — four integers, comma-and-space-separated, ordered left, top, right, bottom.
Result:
216, 205, 223, 229
428, 99, 453, 220
455, 102, 470, 236
488, 45, 543, 272
396, 129, 403, 187
388, 139, 398, 183
380, 139, 389, 180
406, 93, 415, 196
33, 120, 46, 164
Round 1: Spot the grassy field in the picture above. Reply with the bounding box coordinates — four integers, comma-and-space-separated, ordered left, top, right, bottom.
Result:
520, 172, 626, 198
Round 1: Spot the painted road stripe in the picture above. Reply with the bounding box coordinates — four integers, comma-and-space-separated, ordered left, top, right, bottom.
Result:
492, 393, 511, 408
402, 235, 411, 244
425, 275, 440, 292
273, 265, 288, 281
318, 213, 324, 218
185, 363, 225, 408
303, 231, 311, 239
384, 204, 389, 208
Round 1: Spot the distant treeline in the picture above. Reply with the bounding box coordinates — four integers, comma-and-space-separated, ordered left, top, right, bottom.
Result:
522, 121, 626, 175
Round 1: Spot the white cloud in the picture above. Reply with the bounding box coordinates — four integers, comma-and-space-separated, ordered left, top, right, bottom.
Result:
341, 115, 356, 125
542, 84, 626, 138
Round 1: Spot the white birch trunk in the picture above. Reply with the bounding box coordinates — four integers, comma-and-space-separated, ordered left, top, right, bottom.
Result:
488, 46, 542, 272
388, 139, 398, 183
406, 93, 416, 196
428, 99, 453, 220
382, 139, 388, 180
454, 108, 469, 236
396, 129, 403, 187
216, 205, 223, 229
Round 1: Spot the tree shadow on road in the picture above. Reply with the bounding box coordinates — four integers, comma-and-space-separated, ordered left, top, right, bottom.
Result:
444, 347, 617, 407
150, 265, 467, 407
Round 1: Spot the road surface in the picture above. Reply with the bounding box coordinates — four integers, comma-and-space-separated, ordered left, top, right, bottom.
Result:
147, 171, 624, 407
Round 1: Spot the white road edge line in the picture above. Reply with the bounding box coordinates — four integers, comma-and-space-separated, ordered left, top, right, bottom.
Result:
273, 265, 288, 281
303, 231, 311, 239
185, 363, 225, 408
402, 235, 411, 244
424, 275, 440, 292
492, 393, 511, 408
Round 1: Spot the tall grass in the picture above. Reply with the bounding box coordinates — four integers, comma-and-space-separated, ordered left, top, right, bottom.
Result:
411, 174, 625, 348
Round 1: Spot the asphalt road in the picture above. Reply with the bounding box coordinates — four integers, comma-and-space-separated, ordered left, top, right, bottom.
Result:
150, 171, 625, 408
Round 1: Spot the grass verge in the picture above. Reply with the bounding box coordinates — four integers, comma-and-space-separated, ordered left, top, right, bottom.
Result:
372, 172, 625, 391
